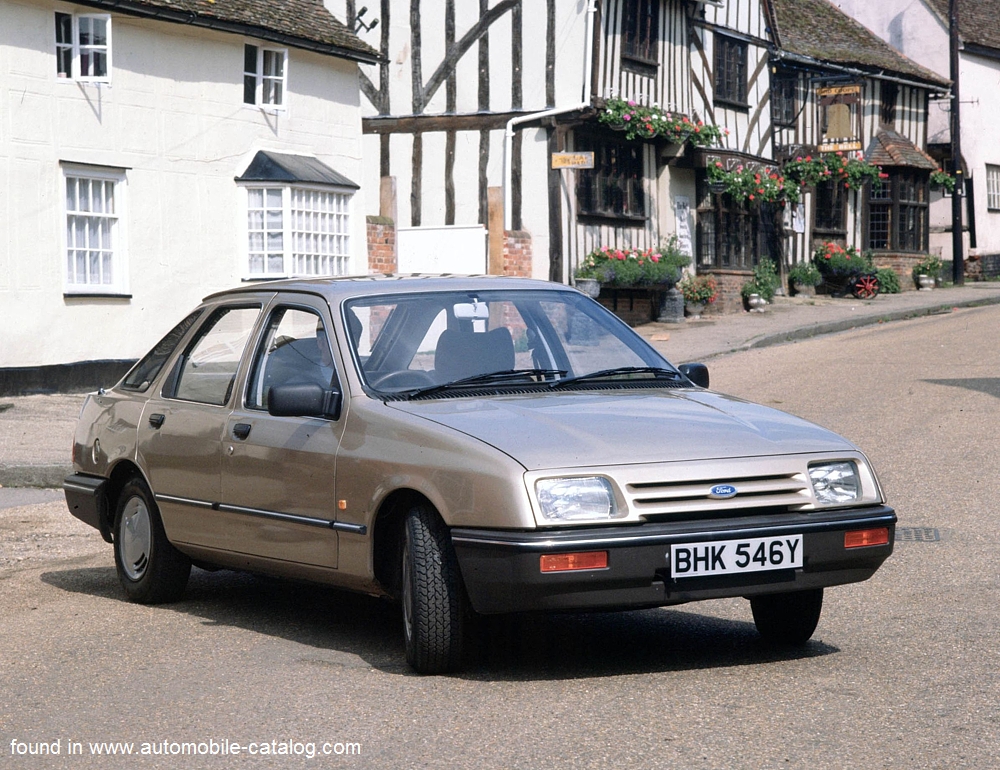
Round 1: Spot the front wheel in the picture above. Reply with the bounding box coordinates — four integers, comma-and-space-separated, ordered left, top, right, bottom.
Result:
401, 505, 466, 673
113, 477, 191, 604
750, 588, 823, 645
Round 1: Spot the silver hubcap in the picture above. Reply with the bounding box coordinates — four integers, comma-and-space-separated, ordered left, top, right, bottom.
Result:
120, 496, 151, 581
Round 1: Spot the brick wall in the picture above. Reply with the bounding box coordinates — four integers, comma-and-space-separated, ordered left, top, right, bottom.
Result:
366, 215, 396, 274
700, 270, 749, 315
502, 230, 532, 277
871, 253, 927, 291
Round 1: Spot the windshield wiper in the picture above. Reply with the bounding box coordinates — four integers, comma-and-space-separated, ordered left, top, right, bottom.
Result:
550, 366, 681, 389
406, 369, 567, 399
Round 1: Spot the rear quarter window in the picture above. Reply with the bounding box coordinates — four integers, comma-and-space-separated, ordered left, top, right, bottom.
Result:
120, 310, 203, 392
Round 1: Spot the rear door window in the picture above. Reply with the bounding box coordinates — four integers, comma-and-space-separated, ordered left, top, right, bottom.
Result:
167, 306, 261, 406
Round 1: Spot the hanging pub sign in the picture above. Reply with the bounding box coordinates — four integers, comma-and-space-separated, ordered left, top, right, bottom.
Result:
817, 84, 862, 153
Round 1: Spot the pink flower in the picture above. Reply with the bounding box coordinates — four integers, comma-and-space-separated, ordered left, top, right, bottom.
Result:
628, 100, 636, 107
651, 254, 660, 262
623, 114, 631, 121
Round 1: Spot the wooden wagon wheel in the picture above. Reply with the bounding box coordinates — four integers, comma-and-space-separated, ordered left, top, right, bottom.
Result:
851, 272, 880, 299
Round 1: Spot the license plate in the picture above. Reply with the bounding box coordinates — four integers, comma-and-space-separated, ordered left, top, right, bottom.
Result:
670, 534, 803, 578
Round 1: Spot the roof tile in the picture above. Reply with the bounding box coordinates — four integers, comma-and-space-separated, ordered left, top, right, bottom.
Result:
771, 0, 950, 87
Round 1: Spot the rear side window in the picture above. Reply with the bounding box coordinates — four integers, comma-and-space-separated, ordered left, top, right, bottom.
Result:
168, 306, 261, 405
120, 310, 203, 392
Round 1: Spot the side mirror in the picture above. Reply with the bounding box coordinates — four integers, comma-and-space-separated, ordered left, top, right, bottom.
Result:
268, 383, 342, 420
678, 363, 709, 389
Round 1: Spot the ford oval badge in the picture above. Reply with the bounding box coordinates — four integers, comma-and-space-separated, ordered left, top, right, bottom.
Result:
709, 484, 738, 499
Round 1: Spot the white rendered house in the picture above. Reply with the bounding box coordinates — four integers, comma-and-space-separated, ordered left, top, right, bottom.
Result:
0, 0, 377, 393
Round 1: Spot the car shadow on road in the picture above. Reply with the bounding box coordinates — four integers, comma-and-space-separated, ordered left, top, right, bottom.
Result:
41, 566, 838, 681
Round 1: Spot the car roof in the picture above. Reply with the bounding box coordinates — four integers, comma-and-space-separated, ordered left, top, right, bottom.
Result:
203, 274, 571, 303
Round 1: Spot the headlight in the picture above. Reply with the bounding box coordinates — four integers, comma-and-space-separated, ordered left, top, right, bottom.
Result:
809, 462, 861, 505
535, 477, 617, 522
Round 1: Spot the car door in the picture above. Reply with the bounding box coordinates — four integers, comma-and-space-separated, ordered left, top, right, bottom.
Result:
138, 303, 263, 550
220, 300, 347, 569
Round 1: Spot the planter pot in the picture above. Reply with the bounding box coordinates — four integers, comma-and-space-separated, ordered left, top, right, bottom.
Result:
575, 278, 601, 298
917, 274, 935, 291
596, 286, 671, 326
685, 301, 707, 320
747, 293, 767, 313
708, 180, 728, 194
790, 281, 817, 298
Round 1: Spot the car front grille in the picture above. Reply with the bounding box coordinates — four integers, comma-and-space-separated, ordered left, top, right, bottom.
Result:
622, 465, 814, 521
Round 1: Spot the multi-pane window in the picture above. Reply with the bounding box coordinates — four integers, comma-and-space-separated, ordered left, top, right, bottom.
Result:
771, 75, 797, 128
246, 186, 352, 277
814, 181, 846, 235
867, 170, 928, 252
986, 164, 1000, 211
64, 169, 125, 292
575, 138, 646, 220
244, 44, 287, 108
55, 13, 111, 81
697, 186, 761, 270
622, 0, 659, 65
880, 81, 898, 127
868, 175, 893, 250
714, 35, 747, 107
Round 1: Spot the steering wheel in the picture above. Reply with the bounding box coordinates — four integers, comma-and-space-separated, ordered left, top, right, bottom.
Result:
371, 370, 437, 390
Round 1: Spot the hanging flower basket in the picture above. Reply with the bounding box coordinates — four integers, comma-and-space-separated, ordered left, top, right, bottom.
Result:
598, 98, 727, 147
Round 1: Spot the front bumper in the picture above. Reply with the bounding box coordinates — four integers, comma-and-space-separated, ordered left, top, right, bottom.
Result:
451, 506, 895, 614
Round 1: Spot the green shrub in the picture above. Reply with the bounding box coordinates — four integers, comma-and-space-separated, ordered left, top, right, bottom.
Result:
875, 268, 901, 294
788, 261, 822, 287
741, 258, 779, 302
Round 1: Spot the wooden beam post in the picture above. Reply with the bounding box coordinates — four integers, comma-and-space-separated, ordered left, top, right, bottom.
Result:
379, 176, 397, 223
488, 186, 505, 275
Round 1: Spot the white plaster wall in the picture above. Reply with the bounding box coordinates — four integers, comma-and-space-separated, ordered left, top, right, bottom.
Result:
835, 0, 1000, 258
958, 52, 1000, 257
1, 1, 367, 368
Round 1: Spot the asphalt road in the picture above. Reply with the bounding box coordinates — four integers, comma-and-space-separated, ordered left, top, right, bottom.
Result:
1, 305, 998, 769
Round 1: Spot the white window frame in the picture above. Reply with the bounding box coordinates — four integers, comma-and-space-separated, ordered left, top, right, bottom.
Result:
986, 164, 1000, 211
243, 43, 288, 110
62, 164, 129, 295
55, 12, 112, 82
241, 184, 353, 279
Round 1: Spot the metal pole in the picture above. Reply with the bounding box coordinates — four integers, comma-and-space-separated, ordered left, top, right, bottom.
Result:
950, 0, 964, 284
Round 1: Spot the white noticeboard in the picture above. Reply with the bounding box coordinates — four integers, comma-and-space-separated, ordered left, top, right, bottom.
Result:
396, 225, 488, 274
674, 196, 693, 257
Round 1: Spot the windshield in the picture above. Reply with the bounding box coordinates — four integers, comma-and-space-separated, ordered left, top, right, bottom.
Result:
343, 289, 677, 397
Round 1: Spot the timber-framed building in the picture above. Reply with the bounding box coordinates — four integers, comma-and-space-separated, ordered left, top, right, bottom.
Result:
335, 0, 950, 309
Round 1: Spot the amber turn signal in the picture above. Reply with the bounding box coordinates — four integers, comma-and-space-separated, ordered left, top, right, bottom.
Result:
539, 551, 609, 573
844, 527, 890, 549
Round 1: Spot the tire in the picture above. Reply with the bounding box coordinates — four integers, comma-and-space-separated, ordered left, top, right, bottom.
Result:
750, 588, 823, 645
113, 477, 191, 604
401, 505, 466, 674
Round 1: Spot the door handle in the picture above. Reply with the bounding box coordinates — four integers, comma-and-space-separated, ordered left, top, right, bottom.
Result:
148, 413, 165, 429
232, 423, 252, 440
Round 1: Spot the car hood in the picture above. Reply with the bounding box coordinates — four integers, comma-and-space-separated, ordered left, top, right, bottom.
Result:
388, 389, 857, 471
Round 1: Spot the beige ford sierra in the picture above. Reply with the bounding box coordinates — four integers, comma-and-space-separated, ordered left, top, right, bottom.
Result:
65, 275, 895, 673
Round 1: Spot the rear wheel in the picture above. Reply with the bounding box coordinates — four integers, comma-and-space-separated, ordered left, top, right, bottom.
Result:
401, 505, 466, 673
113, 478, 191, 604
750, 588, 823, 645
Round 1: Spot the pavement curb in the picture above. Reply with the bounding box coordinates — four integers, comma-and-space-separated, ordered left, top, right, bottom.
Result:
730, 293, 1000, 356
0, 465, 70, 490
